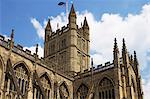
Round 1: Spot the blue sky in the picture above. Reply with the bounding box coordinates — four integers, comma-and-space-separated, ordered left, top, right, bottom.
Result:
0, 0, 149, 46
1, 0, 150, 98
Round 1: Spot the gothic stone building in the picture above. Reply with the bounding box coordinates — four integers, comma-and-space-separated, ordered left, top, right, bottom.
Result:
0, 4, 143, 99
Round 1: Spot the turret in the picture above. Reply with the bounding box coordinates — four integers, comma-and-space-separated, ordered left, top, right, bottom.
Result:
83, 17, 89, 29
83, 17, 89, 40
113, 38, 120, 67
45, 19, 52, 42
68, 4, 77, 29
44, 19, 52, 58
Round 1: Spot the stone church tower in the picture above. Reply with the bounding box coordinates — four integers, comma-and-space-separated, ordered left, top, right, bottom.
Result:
0, 4, 144, 99
44, 5, 90, 74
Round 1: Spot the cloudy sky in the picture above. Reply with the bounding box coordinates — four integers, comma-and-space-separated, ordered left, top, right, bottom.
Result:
1, 0, 150, 98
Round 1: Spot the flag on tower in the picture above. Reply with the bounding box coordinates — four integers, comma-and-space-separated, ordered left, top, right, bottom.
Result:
58, 2, 66, 6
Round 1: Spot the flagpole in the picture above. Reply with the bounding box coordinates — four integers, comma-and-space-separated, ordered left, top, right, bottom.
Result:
66, 0, 68, 22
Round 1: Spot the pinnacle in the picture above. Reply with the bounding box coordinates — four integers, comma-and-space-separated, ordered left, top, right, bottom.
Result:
113, 38, 119, 54
83, 17, 89, 28
69, 4, 76, 17
114, 38, 118, 49
70, 4, 75, 14
134, 51, 137, 60
11, 29, 14, 40
122, 38, 127, 52
45, 19, 52, 31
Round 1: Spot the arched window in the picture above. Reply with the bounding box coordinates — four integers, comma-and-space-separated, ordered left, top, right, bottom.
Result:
14, 63, 30, 95
99, 77, 114, 99
40, 73, 51, 99
4, 60, 26, 99
77, 84, 88, 99
59, 82, 69, 99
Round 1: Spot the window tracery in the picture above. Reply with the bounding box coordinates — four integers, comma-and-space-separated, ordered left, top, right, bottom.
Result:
99, 77, 115, 99
40, 74, 51, 99
4, 62, 29, 99
14, 63, 29, 95
59, 82, 69, 99
77, 84, 88, 99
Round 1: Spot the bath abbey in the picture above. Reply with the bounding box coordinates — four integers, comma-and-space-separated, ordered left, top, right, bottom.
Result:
0, 4, 143, 99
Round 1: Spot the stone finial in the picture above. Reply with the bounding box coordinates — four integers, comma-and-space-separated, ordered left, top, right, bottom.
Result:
11, 29, 14, 40
114, 38, 118, 49
83, 17, 89, 28
10, 29, 14, 49
134, 51, 139, 65
36, 44, 38, 55
122, 38, 127, 53
45, 19, 52, 31
69, 4, 76, 18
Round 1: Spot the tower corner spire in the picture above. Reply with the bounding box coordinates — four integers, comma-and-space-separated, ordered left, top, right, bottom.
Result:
69, 4, 76, 18
45, 18, 52, 31
83, 17, 89, 29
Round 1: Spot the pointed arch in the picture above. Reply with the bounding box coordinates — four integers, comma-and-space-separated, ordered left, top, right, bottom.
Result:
77, 83, 89, 99
59, 81, 70, 99
12, 61, 30, 96
98, 75, 115, 86
99, 77, 115, 99
39, 72, 52, 99
13, 61, 31, 76
39, 72, 52, 86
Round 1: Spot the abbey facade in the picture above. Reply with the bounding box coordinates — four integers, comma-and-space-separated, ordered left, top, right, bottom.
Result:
0, 4, 143, 99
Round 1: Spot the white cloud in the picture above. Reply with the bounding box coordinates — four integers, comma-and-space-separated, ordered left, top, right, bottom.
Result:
24, 45, 43, 58
30, 4, 150, 98
143, 77, 150, 99
30, 18, 45, 39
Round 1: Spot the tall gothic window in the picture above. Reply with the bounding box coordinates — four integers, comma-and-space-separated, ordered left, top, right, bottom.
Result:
4, 61, 29, 99
40, 73, 51, 99
77, 84, 89, 99
14, 63, 29, 95
59, 82, 69, 99
99, 77, 115, 99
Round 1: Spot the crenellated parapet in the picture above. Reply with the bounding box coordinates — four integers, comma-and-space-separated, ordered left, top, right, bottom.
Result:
75, 61, 114, 78
0, 34, 44, 62
48, 25, 70, 40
